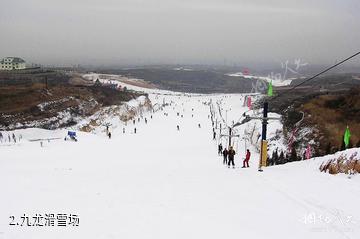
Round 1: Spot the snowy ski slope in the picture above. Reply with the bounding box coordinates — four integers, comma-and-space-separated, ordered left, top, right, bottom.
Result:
1, 77, 359, 239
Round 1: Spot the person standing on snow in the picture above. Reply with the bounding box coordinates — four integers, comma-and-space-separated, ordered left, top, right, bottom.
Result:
242, 149, 251, 168
228, 146, 236, 168
218, 143, 223, 155
222, 148, 228, 165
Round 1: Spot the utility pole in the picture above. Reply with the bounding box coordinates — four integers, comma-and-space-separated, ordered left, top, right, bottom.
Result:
259, 102, 268, 172
229, 127, 232, 148
215, 119, 220, 129
237, 101, 280, 172
220, 126, 239, 149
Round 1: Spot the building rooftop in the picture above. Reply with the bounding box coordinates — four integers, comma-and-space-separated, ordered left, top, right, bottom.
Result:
0, 57, 26, 64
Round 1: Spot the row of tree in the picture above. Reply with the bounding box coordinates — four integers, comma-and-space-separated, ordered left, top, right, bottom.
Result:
267, 146, 300, 166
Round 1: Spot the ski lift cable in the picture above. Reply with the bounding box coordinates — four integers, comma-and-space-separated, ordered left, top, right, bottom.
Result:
270, 51, 360, 102
261, 51, 360, 128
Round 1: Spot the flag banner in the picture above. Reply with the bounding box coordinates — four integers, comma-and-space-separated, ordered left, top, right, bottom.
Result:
247, 96, 252, 109
305, 144, 312, 160
344, 126, 351, 148
267, 81, 273, 97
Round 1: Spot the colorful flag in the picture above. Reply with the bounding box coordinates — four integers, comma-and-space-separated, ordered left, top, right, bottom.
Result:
267, 81, 273, 97
305, 144, 312, 160
247, 96, 252, 109
344, 126, 351, 148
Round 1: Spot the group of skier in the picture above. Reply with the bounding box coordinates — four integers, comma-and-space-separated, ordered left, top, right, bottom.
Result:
106, 114, 155, 138
218, 143, 251, 168
0, 132, 22, 144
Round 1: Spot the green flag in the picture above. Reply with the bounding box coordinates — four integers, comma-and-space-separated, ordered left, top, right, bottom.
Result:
267, 81, 273, 97
344, 126, 351, 148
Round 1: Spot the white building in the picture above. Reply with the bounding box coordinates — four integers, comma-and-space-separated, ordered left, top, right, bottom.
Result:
0, 57, 26, 70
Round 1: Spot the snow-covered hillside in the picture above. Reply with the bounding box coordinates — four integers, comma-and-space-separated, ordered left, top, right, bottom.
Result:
226, 72, 293, 86
1, 79, 359, 239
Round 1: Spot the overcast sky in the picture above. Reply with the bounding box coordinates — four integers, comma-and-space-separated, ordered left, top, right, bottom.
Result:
0, 0, 359, 67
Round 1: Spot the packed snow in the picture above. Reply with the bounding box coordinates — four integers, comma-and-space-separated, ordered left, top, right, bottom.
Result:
1, 79, 359, 239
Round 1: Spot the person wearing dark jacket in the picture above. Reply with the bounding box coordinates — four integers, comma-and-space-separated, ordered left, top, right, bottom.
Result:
218, 143, 223, 155
228, 146, 236, 168
222, 148, 228, 165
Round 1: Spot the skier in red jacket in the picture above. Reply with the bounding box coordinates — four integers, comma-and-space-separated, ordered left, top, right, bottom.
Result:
242, 149, 251, 168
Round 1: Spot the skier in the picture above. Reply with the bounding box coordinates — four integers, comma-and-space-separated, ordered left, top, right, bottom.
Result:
134, 128, 137, 134
228, 146, 236, 168
222, 148, 228, 165
198, 123, 201, 128
218, 143, 223, 155
123, 128, 125, 134
108, 132, 111, 139
242, 149, 251, 168
145, 118, 148, 124
213, 131, 216, 140
177, 125, 180, 131
133, 119, 136, 125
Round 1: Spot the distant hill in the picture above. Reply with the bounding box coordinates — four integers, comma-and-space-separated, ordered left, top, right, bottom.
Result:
97, 68, 258, 94
267, 83, 360, 157
0, 71, 141, 130
289, 74, 360, 90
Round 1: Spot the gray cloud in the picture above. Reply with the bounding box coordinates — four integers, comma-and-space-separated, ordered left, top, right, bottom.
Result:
0, 0, 359, 67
